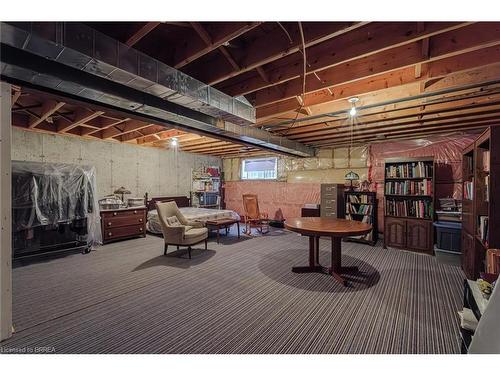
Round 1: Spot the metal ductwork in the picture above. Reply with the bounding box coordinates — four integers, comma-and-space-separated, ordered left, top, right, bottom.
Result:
0, 22, 315, 158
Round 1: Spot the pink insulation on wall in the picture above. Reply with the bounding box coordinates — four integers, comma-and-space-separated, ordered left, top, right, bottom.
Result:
224, 134, 477, 232
224, 181, 321, 220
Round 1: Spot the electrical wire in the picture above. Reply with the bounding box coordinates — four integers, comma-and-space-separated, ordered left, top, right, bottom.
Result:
283, 21, 307, 136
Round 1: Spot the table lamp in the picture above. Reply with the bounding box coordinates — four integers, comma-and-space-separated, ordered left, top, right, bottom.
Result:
344, 171, 360, 191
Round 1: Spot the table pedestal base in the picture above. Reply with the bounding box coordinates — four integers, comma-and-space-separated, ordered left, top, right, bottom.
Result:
292, 236, 358, 286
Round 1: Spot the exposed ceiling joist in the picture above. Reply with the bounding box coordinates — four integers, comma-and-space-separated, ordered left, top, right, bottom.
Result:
57, 109, 104, 133
197, 22, 368, 85
257, 59, 500, 121
311, 120, 500, 148
28, 100, 66, 129
81, 118, 131, 136
101, 120, 154, 139
125, 22, 161, 47
279, 93, 500, 138
11, 90, 21, 107
298, 111, 500, 144
251, 23, 500, 108
174, 22, 262, 69
218, 21, 472, 97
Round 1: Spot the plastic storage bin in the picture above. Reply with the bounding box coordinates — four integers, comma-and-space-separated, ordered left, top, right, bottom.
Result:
434, 221, 462, 253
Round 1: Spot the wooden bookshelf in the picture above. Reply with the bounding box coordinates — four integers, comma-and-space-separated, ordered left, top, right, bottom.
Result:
344, 191, 378, 246
462, 127, 500, 279
383, 157, 435, 254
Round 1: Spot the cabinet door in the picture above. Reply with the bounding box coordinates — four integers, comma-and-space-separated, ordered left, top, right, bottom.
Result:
385, 217, 406, 248
461, 231, 476, 279
406, 219, 432, 252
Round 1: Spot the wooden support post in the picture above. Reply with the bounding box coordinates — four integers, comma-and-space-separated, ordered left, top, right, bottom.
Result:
0, 82, 13, 342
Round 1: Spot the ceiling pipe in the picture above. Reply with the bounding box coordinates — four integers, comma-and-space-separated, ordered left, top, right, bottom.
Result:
0, 22, 315, 158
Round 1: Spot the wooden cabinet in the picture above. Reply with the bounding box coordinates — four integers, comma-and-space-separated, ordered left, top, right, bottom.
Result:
385, 217, 406, 248
384, 217, 433, 253
100, 206, 147, 244
407, 219, 432, 252
320, 184, 345, 218
462, 231, 476, 278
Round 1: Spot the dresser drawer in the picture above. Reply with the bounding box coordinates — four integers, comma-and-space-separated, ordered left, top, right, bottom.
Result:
101, 208, 145, 219
103, 215, 144, 228
103, 224, 145, 241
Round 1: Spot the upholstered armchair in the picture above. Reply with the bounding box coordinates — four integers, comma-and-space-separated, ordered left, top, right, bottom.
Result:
155, 201, 208, 259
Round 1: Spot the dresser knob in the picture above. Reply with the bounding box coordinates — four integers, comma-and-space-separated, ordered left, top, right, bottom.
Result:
139, 227, 143, 232
113, 212, 117, 216
139, 218, 143, 222
134, 210, 137, 214
108, 232, 112, 236
108, 222, 112, 226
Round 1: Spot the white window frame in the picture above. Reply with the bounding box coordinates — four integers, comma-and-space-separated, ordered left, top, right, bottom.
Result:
240, 157, 278, 180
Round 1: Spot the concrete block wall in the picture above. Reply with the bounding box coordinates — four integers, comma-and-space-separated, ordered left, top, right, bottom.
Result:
11, 128, 221, 199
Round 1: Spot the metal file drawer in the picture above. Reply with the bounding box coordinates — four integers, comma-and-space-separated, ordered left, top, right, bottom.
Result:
320, 183, 344, 218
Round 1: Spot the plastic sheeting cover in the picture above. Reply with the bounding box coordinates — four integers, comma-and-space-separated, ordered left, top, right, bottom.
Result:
12, 160, 102, 246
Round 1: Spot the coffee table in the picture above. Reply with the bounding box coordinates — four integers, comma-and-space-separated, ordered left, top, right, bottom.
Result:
205, 218, 240, 244
285, 217, 372, 285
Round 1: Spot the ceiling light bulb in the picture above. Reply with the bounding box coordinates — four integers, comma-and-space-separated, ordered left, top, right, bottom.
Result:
171, 137, 178, 147
349, 106, 357, 117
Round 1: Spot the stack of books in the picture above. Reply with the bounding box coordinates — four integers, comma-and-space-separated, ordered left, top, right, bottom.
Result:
385, 199, 432, 219
385, 179, 432, 195
385, 162, 433, 178
464, 179, 474, 200
346, 203, 372, 215
347, 194, 371, 204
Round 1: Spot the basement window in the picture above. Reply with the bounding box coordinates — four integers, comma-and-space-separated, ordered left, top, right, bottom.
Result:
241, 157, 278, 180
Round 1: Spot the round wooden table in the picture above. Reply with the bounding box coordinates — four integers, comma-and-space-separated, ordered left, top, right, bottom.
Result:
285, 218, 372, 285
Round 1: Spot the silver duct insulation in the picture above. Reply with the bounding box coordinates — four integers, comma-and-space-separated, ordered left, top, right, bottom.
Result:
3, 22, 255, 125
0, 22, 315, 157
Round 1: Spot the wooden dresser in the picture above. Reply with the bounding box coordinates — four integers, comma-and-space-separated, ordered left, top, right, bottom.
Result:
100, 206, 147, 244
320, 184, 345, 218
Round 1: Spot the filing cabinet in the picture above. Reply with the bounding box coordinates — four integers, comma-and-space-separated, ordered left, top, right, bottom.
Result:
320, 184, 345, 218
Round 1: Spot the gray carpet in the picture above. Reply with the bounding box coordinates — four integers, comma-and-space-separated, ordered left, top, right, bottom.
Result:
0, 228, 464, 354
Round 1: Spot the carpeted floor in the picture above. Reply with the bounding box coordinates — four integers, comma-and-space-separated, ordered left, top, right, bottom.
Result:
1, 228, 464, 354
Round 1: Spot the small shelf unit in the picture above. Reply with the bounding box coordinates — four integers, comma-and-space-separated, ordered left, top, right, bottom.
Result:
190, 166, 222, 209
344, 191, 378, 246
461, 127, 499, 279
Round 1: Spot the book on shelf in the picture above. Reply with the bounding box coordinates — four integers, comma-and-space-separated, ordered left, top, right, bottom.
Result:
346, 194, 372, 204
385, 161, 433, 178
346, 203, 372, 215
483, 150, 490, 172
385, 198, 432, 219
385, 179, 432, 195
478, 215, 489, 243
485, 175, 489, 202
464, 179, 474, 200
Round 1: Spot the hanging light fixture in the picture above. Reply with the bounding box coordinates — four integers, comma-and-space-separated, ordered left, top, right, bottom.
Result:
347, 97, 359, 117
170, 137, 178, 147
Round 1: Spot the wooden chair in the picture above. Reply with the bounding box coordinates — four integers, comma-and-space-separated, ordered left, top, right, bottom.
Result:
242, 194, 270, 235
